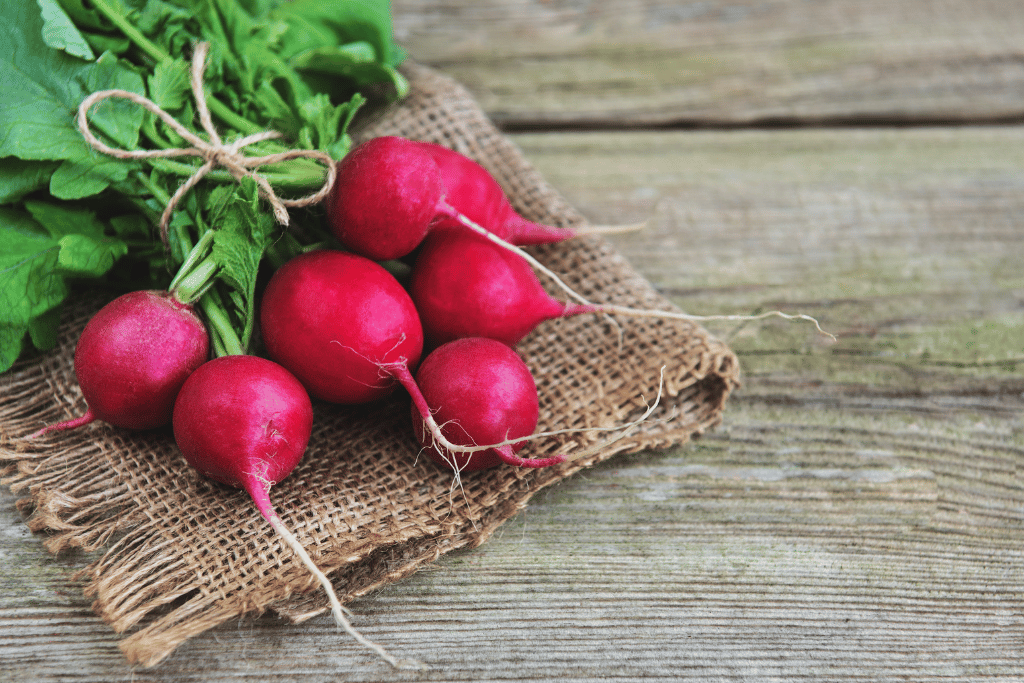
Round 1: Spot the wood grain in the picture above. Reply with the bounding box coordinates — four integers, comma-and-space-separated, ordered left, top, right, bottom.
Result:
515, 126, 1024, 403
5, 124, 1023, 682
393, 0, 1024, 127
4, 1, 1024, 681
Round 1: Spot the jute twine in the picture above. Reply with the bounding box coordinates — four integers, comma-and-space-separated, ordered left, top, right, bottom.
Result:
76, 41, 337, 246
1, 61, 741, 667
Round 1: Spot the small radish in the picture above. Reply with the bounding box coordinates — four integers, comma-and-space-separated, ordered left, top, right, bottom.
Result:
327, 136, 632, 262
172, 354, 417, 669
410, 227, 835, 347
326, 136, 444, 261
402, 337, 565, 471
413, 140, 577, 246
409, 228, 598, 347
30, 290, 209, 437
259, 250, 424, 404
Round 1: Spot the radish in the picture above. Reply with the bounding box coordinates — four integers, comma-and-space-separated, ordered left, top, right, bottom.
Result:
326, 136, 444, 261
409, 227, 597, 347
29, 290, 209, 437
404, 337, 565, 471
172, 354, 416, 669
326, 136, 635, 262
259, 249, 424, 404
409, 227, 600, 347
409, 227, 834, 347
413, 140, 577, 246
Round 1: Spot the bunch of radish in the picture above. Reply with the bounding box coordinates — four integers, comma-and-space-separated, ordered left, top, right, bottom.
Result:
29, 134, 820, 668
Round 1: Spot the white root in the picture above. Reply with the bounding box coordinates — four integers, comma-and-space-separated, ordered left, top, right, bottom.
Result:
574, 220, 648, 236
439, 200, 835, 342
267, 515, 426, 671
413, 366, 667, 463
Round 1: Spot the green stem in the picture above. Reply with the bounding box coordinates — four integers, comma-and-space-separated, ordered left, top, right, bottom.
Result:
149, 158, 329, 190
133, 171, 171, 205
206, 97, 262, 137
90, 0, 166, 64
199, 290, 245, 356
171, 255, 217, 303
207, 323, 228, 358
168, 230, 215, 290
89, 0, 262, 136
172, 224, 195, 274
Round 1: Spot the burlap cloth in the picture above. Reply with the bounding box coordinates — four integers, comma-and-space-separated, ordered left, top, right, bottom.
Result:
0, 63, 740, 667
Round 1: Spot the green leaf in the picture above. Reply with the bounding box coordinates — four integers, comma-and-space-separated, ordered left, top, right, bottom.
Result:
0, 207, 66, 335
0, 202, 126, 368
270, 0, 403, 66
0, 322, 29, 373
24, 199, 106, 239
28, 303, 62, 352
253, 79, 297, 133
291, 45, 409, 97
0, 3, 144, 201
208, 178, 275, 349
37, 0, 96, 60
82, 32, 132, 55
0, 159, 59, 204
148, 57, 190, 111
57, 232, 128, 276
49, 154, 133, 200
83, 51, 146, 149
108, 213, 152, 239
0, 2, 96, 160
294, 92, 361, 158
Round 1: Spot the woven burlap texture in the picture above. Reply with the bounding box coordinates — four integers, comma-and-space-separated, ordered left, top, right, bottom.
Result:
0, 63, 740, 668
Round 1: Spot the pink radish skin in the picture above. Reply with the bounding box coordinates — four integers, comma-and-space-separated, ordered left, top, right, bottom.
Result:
327, 136, 576, 262
410, 225, 836, 349
326, 136, 444, 261
259, 250, 424, 404
172, 355, 415, 669
30, 290, 209, 438
413, 140, 577, 246
173, 355, 313, 510
410, 228, 598, 347
402, 338, 565, 471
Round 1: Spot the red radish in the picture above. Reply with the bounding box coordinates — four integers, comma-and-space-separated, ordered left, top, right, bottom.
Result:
172, 355, 415, 669
413, 140, 577, 246
259, 250, 424, 404
173, 355, 313, 522
409, 228, 598, 347
29, 290, 209, 438
327, 136, 601, 262
326, 136, 444, 261
258, 251, 564, 470
410, 227, 834, 347
402, 337, 565, 471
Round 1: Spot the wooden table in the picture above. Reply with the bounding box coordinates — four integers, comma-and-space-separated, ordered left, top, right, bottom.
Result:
4, 1, 1023, 680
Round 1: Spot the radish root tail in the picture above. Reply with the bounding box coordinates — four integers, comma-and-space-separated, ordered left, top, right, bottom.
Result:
27, 408, 98, 439
438, 200, 834, 341
391, 362, 666, 464
575, 220, 647, 236
267, 515, 427, 671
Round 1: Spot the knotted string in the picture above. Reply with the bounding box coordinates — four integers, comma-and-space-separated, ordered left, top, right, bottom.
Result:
77, 42, 337, 248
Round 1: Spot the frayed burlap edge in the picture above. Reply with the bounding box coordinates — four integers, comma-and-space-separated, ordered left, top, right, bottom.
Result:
0, 62, 740, 668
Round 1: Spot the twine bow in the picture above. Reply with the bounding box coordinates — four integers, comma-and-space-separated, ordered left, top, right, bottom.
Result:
77, 42, 337, 247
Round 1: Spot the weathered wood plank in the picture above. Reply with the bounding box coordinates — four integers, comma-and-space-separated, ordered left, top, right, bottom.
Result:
514, 126, 1024, 404
3, 125, 1023, 681
4, 407, 1023, 680
393, 0, 1024, 126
